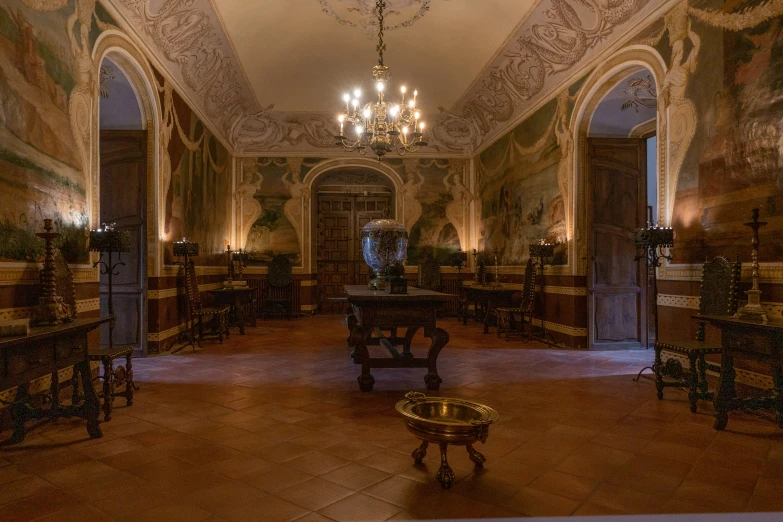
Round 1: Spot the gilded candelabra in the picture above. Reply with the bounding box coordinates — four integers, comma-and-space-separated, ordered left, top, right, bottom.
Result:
89, 224, 131, 349
31, 219, 73, 325
633, 222, 674, 381
735, 208, 768, 322
334, 0, 427, 159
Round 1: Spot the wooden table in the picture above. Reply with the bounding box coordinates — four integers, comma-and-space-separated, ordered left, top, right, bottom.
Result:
344, 285, 451, 392
697, 315, 783, 430
462, 283, 523, 334
208, 287, 256, 335
0, 318, 109, 444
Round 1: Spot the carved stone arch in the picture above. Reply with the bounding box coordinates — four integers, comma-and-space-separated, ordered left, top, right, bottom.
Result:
302, 158, 405, 272
570, 45, 667, 277
92, 30, 162, 277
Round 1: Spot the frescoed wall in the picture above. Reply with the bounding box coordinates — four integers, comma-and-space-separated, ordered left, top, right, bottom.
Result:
0, 0, 115, 263
157, 69, 232, 266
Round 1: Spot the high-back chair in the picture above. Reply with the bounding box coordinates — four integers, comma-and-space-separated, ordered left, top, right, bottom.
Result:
496, 258, 537, 341
418, 253, 441, 292
262, 255, 293, 319
184, 260, 230, 349
653, 256, 741, 412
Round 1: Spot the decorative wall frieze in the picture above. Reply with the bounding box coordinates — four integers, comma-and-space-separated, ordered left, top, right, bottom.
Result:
0, 362, 101, 407
530, 318, 587, 337
657, 294, 700, 310
660, 262, 783, 284
300, 280, 319, 287
147, 321, 190, 342
160, 265, 228, 277
544, 286, 588, 296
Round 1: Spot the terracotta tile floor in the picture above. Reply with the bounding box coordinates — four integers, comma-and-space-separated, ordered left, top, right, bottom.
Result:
2, 316, 783, 521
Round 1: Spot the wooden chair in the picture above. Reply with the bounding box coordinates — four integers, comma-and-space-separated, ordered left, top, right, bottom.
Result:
262, 255, 293, 319
418, 253, 441, 292
653, 256, 741, 412
496, 258, 537, 341
184, 260, 230, 349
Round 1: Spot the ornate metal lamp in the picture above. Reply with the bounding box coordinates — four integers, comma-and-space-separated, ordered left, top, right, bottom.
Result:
89, 223, 131, 349
334, 0, 427, 159
633, 221, 674, 381
173, 238, 199, 263
31, 219, 74, 325
735, 208, 768, 322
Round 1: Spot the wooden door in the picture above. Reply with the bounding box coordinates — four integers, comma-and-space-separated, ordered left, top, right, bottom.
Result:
316, 194, 390, 313
587, 138, 647, 350
99, 130, 147, 353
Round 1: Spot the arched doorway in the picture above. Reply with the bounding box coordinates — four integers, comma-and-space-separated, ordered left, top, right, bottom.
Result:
97, 55, 148, 353
573, 48, 666, 350
312, 167, 396, 313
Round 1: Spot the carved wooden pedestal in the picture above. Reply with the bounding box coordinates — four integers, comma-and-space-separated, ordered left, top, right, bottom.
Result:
344, 286, 451, 392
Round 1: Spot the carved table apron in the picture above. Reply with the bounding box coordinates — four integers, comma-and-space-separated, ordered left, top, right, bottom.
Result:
1, 317, 109, 445
344, 285, 451, 392
462, 284, 523, 334
696, 315, 783, 430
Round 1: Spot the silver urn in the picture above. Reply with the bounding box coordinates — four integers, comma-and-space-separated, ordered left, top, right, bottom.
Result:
360, 219, 408, 290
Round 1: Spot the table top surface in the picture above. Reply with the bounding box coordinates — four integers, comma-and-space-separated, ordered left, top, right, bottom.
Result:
462, 283, 523, 292
696, 314, 783, 332
344, 285, 452, 302
0, 317, 110, 349
208, 286, 253, 293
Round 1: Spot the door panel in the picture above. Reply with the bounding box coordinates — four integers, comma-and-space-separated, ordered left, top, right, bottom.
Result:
99, 130, 147, 353
317, 194, 390, 313
587, 138, 647, 350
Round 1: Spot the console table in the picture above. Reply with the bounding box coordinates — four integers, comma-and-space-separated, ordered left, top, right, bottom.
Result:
696, 315, 783, 430
208, 287, 256, 335
462, 283, 523, 334
0, 317, 109, 444
344, 285, 451, 392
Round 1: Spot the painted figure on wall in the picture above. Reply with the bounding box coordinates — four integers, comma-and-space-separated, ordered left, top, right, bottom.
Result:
236, 169, 264, 249
401, 159, 425, 233
443, 162, 472, 250
282, 158, 309, 252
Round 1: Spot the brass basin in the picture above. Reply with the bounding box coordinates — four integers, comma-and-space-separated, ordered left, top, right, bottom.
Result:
395, 392, 499, 489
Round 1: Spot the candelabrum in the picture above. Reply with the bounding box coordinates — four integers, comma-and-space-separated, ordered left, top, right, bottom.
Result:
735, 208, 768, 322
89, 223, 131, 349
31, 219, 73, 325
490, 247, 503, 289
173, 238, 199, 266
633, 222, 674, 381
232, 249, 248, 280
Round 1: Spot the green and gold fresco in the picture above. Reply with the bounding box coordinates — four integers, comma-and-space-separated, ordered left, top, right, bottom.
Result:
0, 0, 114, 263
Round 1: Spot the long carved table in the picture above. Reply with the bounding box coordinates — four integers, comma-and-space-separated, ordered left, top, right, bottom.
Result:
0, 318, 109, 445
696, 315, 783, 430
462, 283, 523, 334
344, 285, 451, 392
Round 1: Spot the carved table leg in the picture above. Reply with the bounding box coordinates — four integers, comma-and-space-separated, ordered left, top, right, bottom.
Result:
412, 440, 428, 463
71, 365, 80, 405
352, 326, 375, 392
7, 384, 30, 444
78, 361, 103, 439
687, 352, 699, 413
235, 295, 246, 335
773, 364, 783, 428
466, 444, 486, 467
346, 313, 360, 364
401, 327, 418, 365
713, 352, 735, 430
424, 327, 449, 391
482, 297, 492, 334
125, 352, 136, 406
697, 352, 712, 399
101, 357, 115, 422
654, 342, 664, 400
436, 443, 455, 489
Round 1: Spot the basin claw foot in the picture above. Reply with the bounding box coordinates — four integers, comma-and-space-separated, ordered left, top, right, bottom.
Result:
412, 440, 428, 464
436, 443, 454, 489
466, 444, 486, 467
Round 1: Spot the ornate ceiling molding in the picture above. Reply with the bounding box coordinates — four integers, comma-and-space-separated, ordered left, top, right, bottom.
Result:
106, 0, 666, 156
317, 0, 443, 38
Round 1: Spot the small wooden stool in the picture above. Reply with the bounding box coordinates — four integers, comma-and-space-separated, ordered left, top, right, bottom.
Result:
88, 346, 137, 422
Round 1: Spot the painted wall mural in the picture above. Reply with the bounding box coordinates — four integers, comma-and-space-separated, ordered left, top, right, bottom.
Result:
0, 0, 115, 263
477, 83, 582, 267
665, 0, 783, 264
157, 70, 232, 265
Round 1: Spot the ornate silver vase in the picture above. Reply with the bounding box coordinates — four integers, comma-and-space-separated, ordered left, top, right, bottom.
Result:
360, 219, 408, 290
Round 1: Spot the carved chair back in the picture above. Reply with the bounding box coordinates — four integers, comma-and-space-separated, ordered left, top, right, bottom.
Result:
184, 260, 203, 316
519, 258, 537, 312
268, 255, 293, 288
53, 250, 77, 319
697, 256, 741, 340
418, 253, 441, 291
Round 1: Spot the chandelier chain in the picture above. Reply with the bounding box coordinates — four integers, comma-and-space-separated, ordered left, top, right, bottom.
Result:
376, 0, 386, 66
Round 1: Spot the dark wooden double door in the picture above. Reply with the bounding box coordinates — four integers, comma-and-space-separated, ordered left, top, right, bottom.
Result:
317, 194, 391, 314
587, 138, 649, 350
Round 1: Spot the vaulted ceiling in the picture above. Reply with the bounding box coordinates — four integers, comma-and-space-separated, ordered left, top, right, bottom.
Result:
104, 0, 661, 156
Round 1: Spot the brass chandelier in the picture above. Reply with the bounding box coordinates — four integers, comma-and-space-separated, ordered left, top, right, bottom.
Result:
335, 0, 427, 159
